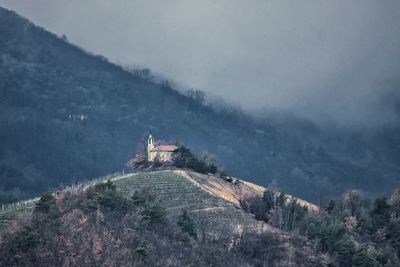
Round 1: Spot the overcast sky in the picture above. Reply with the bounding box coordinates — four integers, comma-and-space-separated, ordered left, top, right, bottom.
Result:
1, 0, 399, 127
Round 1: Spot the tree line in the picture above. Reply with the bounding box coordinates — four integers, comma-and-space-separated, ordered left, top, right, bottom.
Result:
241, 188, 400, 266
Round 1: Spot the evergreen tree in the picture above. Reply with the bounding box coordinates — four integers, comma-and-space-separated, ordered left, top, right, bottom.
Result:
334, 237, 355, 266
352, 247, 375, 267
371, 197, 390, 229
34, 192, 58, 218
386, 222, 400, 258
326, 200, 336, 215
177, 210, 197, 238
263, 190, 275, 210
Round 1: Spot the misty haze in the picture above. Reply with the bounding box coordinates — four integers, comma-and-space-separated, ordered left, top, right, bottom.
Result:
0, 1, 399, 266
2, 0, 399, 127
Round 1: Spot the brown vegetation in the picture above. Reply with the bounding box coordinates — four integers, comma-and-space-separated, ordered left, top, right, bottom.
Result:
0, 171, 329, 266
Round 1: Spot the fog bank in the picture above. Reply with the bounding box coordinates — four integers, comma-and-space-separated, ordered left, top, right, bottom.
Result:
1, 0, 399, 127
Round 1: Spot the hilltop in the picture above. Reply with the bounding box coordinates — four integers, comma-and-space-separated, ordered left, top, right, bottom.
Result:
0, 170, 328, 266
2, 170, 400, 266
0, 6, 400, 205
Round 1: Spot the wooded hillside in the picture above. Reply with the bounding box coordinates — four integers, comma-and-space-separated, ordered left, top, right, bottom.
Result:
0, 6, 399, 205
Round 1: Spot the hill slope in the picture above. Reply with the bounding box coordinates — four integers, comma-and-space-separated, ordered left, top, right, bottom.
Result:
0, 170, 328, 266
0, 6, 399, 204
0, 170, 317, 229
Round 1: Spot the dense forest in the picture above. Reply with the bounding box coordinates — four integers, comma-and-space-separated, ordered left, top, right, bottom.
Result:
0, 6, 400, 205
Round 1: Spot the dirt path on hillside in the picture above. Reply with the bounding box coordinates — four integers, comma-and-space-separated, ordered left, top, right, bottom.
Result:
185, 171, 319, 213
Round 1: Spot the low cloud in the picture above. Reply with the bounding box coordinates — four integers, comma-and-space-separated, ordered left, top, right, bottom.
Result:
1, 0, 399, 127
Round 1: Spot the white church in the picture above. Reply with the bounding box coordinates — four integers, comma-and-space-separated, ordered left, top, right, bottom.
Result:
146, 134, 177, 162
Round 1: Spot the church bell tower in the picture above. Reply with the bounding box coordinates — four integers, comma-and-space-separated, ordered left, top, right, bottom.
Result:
147, 134, 154, 161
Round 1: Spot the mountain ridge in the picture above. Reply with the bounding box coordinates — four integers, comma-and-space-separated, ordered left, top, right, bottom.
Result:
0, 6, 399, 205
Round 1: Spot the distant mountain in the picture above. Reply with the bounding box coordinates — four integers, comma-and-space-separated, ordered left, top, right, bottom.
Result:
0, 6, 399, 204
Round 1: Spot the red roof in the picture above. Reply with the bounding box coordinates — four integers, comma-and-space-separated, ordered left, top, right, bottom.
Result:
151, 145, 177, 152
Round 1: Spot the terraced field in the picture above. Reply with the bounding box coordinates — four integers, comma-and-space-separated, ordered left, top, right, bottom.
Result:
113, 171, 229, 212
112, 171, 259, 235
0, 171, 261, 235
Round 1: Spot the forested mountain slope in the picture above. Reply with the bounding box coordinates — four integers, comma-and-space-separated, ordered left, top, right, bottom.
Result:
0, 6, 399, 204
